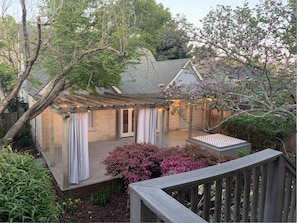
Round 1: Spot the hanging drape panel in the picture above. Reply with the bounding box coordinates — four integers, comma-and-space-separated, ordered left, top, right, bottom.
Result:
137, 108, 157, 144
68, 112, 90, 184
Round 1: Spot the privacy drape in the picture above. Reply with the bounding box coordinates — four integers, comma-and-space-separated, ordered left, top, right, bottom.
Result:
68, 112, 90, 184
137, 108, 157, 144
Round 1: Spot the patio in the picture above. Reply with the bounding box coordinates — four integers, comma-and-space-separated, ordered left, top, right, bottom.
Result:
41, 129, 209, 192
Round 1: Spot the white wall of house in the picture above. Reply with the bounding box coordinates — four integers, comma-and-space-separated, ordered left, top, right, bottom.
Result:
33, 107, 117, 151
88, 110, 117, 142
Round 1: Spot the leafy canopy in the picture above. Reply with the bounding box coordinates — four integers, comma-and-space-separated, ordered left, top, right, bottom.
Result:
39, 0, 171, 93
163, 0, 296, 123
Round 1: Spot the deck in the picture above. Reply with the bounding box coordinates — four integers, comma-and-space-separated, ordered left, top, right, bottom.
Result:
41, 130, 209, 192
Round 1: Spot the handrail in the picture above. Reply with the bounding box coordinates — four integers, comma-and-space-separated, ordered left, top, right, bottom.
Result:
132, 149, 282, 190
129, 149, 296, 222
130, 185, 206, 223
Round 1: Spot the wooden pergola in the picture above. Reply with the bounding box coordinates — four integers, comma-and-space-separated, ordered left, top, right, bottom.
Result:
47, 92, 170, 189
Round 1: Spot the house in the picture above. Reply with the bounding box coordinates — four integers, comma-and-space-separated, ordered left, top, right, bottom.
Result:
27, 49, 204, 150
24, 49, 205, 189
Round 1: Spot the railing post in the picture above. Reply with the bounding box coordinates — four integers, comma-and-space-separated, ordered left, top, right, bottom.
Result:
264, 156, 286, 222
130, 188, 141, 223
130, 186, 158, 223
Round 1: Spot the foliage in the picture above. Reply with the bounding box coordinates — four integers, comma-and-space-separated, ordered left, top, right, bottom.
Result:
160, 155, 205, 176
163, 144, 236, 167
237, 150, 250, 157
155, 15, 193, 61
0, 147, 60, 222
61, 197, 82, 216
90, 181, 123, 206
5, 98, 27, 113
0, 15, 19, 93
162, 0, 296, 127
103, 143, 236, 188
131, 0, 171, 51
102, 143, 163, 185
40, 0, 171, 94
13, 123, 33, 147
0, 0, 173, 145
0, 62, 18, 93
221, 112, 296, 151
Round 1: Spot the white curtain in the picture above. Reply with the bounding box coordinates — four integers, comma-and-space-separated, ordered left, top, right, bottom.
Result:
68, 112, 90, 184
137, 108, 157, 144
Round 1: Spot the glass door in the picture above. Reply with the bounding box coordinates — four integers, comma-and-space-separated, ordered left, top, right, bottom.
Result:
120, 109, 134, 137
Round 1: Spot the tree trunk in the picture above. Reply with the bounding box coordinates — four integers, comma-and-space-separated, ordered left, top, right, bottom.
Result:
0, 79, 64, 147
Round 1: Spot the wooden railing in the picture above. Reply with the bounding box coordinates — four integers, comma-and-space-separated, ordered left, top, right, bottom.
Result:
129, 149, 296, 222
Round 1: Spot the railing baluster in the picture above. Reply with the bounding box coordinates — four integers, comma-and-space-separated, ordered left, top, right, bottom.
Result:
258, 164, 268, 222
233, 173, 243, 222
282, 173, 293, 222
190, 186, 198, 213
251, 167, 260, 222
203, 183, 211, 221
242, 170, 251, 222
224, 177, 232, 222
177, 189, 185, 206
288, 179, 296, 222
214, 179, 223, 222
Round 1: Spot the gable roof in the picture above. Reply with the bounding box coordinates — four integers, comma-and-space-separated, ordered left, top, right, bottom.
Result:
25, 61, 52, 97
119, 55, 202, 94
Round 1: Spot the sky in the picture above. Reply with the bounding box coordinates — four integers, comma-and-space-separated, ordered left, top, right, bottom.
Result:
155, 0, 260, 27
4, 0, 261, 24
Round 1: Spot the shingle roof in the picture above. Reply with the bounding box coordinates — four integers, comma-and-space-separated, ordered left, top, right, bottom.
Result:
26, 61, 52, 96
119, 57, 200, 94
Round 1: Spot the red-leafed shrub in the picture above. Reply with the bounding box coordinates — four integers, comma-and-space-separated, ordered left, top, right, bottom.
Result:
160, 155, 206, 176
102, 143, 163, 185
102, 143, 236, 189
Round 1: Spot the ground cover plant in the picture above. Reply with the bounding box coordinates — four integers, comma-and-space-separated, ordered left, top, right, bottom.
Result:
0, 146, 60, 222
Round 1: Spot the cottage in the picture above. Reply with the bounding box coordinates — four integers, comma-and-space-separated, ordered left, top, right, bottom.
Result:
24, 49, 205, 190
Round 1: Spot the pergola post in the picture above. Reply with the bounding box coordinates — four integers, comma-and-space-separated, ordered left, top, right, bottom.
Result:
134, 108, 139, 143
188, 104, 193, 140
61, 113, 70, 189
49, 109, 55, 167
115, 109, 120, 141
158, 108, 165, 148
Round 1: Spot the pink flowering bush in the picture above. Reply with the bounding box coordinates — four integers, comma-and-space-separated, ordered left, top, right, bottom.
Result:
160, 155, 206, 176
102, 143, 163, 185
102, 143, 236, 189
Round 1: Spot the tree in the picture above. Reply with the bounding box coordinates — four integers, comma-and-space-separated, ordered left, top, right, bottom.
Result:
155, 15, 193, 61
162, 0, 296, 128
0, 0, 171, 146
130, 0, 171, 51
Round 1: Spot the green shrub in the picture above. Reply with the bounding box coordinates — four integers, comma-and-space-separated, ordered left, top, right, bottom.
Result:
0, 147, 60, 222
221, 113, 295, 151
90, 181, 123, 206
